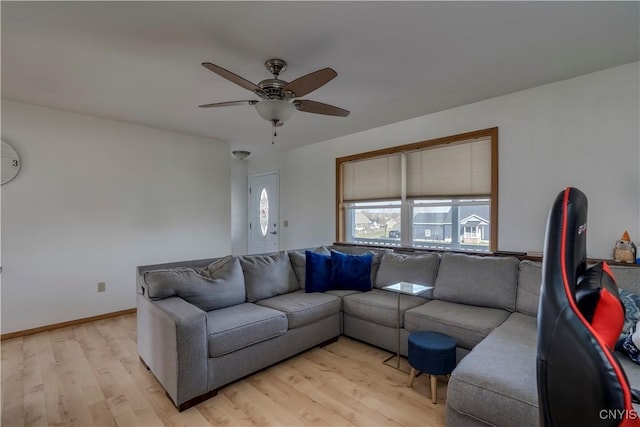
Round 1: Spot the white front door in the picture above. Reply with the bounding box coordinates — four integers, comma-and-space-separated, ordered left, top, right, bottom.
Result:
248, 172, 279, 254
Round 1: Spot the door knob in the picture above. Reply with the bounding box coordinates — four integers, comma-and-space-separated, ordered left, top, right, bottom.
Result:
270, 231, 277, 235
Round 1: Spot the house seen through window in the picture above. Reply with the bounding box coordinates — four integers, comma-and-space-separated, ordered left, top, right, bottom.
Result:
336, 128, 498, 252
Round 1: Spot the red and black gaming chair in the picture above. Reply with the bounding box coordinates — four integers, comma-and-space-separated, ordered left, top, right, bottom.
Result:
537, 187, 640, 427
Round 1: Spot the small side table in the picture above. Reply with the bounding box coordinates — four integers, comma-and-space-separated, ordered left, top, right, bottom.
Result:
382, 282, 433, 369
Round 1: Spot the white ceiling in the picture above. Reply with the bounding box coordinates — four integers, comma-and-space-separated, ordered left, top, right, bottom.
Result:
2, 1, 638, 154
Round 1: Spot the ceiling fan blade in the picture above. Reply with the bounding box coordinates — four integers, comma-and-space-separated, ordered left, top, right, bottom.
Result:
202, 62, 261, 93
283, 68, 337, 97
198, 100, 258, 108
295, 100, 350, 117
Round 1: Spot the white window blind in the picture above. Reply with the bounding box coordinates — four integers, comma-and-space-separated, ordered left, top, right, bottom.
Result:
342, 154, 402, 201
406, 137, 491, 197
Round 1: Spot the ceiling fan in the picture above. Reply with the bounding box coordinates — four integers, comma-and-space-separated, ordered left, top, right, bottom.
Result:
199, 59, 350, 131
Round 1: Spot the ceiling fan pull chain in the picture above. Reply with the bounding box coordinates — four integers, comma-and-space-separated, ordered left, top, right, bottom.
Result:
272, 124, 276, 145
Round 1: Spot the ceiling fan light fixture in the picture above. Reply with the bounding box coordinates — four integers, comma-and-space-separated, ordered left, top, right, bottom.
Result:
232, 150, 251, 160
255, 100, 296, 124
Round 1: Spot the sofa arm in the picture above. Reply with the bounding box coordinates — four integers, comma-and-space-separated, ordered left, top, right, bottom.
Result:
137, 294, 208, 407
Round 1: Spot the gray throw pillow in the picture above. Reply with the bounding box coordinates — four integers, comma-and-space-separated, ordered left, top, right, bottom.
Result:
200, 255, 234, 278
142, 256, 246, 311
289, 246, 331, 289
434, 253, 519, 311
375, 252, 440, 298
240, 252, 299, 302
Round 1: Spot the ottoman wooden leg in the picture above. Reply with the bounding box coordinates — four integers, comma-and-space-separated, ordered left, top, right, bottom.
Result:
430, 374, 438, 404
407, 368, 417, 387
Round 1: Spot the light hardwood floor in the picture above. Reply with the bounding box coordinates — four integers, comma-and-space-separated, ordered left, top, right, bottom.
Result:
1, 313, 447, 426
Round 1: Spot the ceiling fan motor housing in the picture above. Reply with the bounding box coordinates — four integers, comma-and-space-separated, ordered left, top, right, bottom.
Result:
256, 78, 292, 100
255, 59, 298, 100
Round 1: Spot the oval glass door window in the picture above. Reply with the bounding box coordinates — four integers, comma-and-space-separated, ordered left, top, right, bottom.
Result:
259, 187, 269, 237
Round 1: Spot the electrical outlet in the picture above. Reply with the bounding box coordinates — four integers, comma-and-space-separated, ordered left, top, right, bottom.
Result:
283, 220, 289, 228
97, 281, 106, 293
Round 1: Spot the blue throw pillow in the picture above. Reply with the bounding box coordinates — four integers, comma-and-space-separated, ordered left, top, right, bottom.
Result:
305, 251, 332, 293
329, 250, 373, 291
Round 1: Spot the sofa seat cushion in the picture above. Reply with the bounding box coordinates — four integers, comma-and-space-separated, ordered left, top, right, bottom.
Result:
325, 289, 362, 298
206, 303, 287, 357
404, 300, 510, 349
342, 289, 427, 328
256, 290, 341, 329
324, 289, 362, 310
447, 313, 539, 427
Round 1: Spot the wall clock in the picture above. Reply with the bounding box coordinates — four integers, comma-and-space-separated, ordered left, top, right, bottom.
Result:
2, 140, 21, 185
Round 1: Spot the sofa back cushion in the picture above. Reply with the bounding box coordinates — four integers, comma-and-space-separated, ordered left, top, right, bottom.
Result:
434, 253, 519, 311
375, 252, 440, 298
141, 256, 246, 311
240, 252, 299, 302
516, 260, 542, 316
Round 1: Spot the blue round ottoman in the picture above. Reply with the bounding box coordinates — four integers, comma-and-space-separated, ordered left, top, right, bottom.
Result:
407, 331, 456, 404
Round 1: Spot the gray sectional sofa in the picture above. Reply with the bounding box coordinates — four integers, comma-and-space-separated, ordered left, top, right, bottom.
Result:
136, 244, 640, 426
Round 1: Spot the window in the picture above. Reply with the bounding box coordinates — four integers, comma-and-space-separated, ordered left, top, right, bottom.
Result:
336, 128, 498, 252
344, 201, 402, 246
412, 198, 490, 250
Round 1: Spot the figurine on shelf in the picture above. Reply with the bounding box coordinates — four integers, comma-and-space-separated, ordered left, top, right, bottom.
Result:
614, 231, 637, 263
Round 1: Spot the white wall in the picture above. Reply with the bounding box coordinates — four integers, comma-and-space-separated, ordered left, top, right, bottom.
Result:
231, 157, 248, 255
1, 100, 232, 333
248, 62, 640, 259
